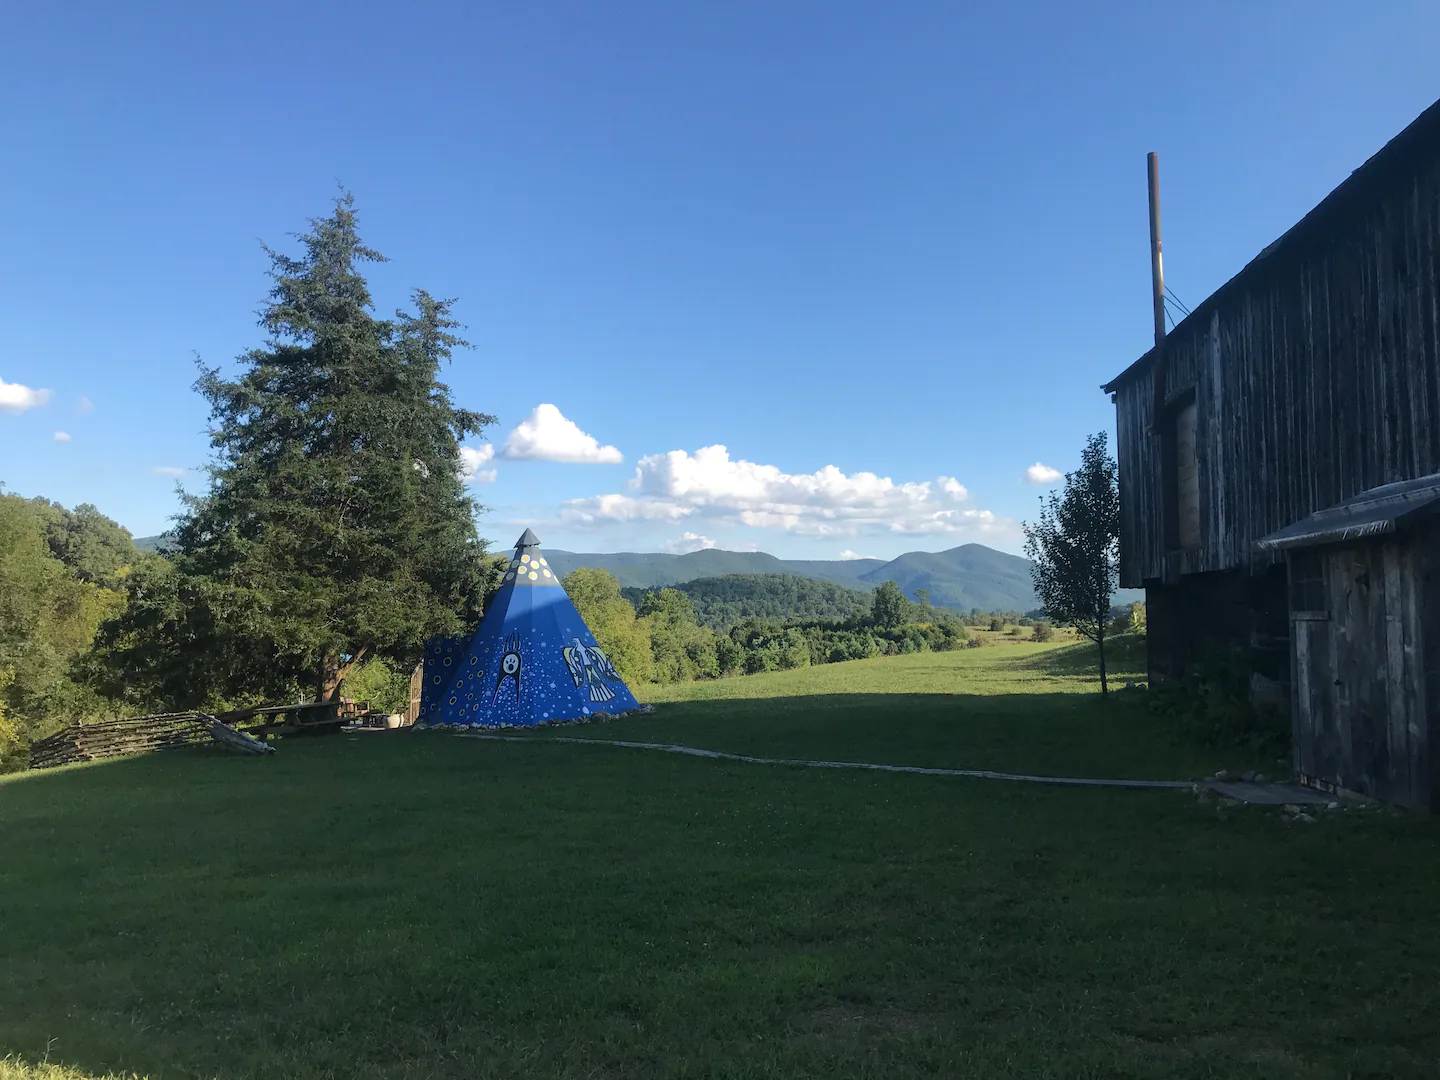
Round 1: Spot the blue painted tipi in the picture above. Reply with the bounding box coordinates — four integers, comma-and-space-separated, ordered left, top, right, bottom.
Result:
415, 530, 641, 728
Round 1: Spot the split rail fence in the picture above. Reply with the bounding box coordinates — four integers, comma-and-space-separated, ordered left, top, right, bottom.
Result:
28, 711, 274, 770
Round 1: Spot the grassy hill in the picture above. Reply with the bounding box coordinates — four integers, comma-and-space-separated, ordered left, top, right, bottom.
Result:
4, 645, 1437, 1079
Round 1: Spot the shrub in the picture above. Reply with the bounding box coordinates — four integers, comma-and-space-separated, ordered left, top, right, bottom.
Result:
1032, 622, 1055, 642
341, 658, 412, 714
1149, 647, 1289, 754
1111, 602, 1146, 637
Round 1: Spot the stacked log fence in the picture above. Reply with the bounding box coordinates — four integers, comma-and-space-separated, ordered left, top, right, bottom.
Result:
29, 712, 218, 770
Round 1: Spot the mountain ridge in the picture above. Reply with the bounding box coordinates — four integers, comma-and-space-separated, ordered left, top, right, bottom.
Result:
541, 543, 1144, 612
132, 535, 1143, 612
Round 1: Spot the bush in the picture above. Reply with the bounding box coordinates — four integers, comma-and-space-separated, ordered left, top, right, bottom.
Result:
989, 617, 1004, 632
1032, 622, 1055, 642
1007, 626, 1024, 637
341, 658, 412, 714
1110, 602, 1146, 638
1149, 647, 1289, 754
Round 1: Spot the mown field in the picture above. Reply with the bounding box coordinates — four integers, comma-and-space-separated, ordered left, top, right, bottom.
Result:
3, 642, 1439, 1080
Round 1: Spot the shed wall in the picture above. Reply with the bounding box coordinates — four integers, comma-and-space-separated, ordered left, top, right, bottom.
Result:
1291, 532, 1434, 811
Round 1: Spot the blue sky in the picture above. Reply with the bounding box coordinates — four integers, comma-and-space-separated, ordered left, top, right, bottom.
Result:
2, 2, 1437, 560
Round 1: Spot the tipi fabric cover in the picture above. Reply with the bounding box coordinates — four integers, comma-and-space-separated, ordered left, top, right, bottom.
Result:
417, 530, 640, 728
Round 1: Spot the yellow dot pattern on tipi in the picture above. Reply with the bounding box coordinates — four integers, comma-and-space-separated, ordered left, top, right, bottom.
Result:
502, 547, 556, 586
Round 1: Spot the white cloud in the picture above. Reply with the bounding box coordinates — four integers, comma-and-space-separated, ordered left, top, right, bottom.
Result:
559, 444, 1015, 541
839, 549, 878, 561
501, 404, 623, 464
458, 444, 497, 483
53, 431, 71, 443
0, 378, 51, 414
151, 466, 188, 477
1024, 462, 1063, 485
76, 396, 94, 413
662, 532, 717, 554
559, 493, 694, 526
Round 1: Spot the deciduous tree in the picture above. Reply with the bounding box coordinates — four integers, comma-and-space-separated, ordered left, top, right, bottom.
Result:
562, 569, 654, 685
871, 580, 910, 630
0, 495, 124, 759
1022, 432, 1120, 694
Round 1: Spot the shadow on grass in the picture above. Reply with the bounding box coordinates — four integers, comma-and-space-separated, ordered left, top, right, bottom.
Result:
1000, 635, 1147, 678
532, 689, 1247, 782
3, 728, 1440, 1080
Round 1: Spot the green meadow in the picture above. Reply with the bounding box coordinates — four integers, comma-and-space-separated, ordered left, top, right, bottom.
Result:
4, 643, 1439, 1079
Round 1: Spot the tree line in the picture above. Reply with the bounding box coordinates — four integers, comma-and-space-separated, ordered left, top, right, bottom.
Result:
0, 493, 134, 761
619, 573, 873, 630
570, 573, 973, 685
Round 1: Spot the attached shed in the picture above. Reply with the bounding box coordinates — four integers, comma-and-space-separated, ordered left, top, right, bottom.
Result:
1256, 474, 1440, 811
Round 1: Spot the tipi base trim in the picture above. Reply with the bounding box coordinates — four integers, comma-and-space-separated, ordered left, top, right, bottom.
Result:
408, 705, 654, 733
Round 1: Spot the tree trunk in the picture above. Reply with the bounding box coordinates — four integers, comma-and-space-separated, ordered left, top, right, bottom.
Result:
316, 648, 369, 708
1098, 631, 1109, 697
316, 655, 343, 720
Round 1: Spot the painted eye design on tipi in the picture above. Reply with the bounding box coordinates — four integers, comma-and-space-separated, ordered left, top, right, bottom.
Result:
493, 633, 523, 702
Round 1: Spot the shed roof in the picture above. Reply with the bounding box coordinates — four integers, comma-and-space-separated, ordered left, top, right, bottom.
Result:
1255, 473, 1440, 552
1102, 95, 1440, 395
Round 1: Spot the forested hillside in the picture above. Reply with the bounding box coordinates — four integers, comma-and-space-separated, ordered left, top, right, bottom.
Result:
621, 574, 873, 631
0, 493, 133, 762
547, 544, 1144, 611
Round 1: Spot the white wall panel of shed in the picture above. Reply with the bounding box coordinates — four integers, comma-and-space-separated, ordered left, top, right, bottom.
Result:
1111, 142, 1440, 588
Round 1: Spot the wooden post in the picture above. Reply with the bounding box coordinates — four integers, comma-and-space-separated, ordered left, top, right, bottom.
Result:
1148, 151, 1167, 430
407, 662, 424, 725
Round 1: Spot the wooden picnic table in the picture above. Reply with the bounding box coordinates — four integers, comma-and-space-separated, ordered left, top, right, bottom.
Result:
216, 701, 368, 737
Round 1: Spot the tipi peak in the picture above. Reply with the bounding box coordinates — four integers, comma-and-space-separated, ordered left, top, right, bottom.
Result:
514, 528, 541, 550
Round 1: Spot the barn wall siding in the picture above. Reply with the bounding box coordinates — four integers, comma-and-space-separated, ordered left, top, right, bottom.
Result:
1288, 535, 1433, 810
1112, 141, 1440, 589
1143, 566, 1288, 693
1420, 521, 1440, 811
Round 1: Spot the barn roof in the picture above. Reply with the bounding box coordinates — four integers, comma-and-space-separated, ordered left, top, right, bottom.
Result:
1102, 95, 1440, 395
1255, 473, 1440, 552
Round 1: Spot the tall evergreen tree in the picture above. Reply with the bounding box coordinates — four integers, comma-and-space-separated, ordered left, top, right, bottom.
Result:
92, 194, 495, 708
1022, 432, 1120, 695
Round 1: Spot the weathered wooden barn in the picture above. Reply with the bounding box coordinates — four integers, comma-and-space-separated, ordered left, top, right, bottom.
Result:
1102, 97, 1440, 811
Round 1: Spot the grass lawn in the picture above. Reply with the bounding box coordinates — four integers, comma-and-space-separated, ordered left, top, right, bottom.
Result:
3, 643, 1439, 1079
602, 637, 1267, 781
